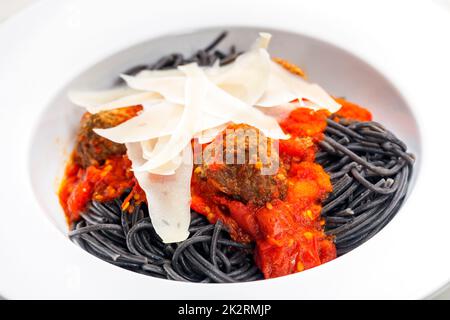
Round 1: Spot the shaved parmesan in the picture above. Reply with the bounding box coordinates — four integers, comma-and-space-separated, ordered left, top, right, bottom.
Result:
141, 137, 163, 160
126, 142, 192, 243
208, 33, 271, 105
252, 32, 272, 50
119, 33, 273, 108
69, 87, 137, 109
194, 123, 229, 144
133, 63, 206, 172
139, 137, 182, 175
94, 103, 228, 145
94, 101, 183, 143
256, 61, 341, 112
148, 158, 182, 176
69, 87, 162, 114
90, 92, 162, 114
196, 113, 229, 134
135, 68, 184, 78
200, 72, 289, 140
121, 74, 185, 104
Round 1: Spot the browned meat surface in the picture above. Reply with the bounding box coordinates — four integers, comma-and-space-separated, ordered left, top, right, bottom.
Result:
194, 124, 288, 207
74, 106, 142, 168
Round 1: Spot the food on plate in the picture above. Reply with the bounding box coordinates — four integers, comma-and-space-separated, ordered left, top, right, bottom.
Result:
59, 31, 414, 282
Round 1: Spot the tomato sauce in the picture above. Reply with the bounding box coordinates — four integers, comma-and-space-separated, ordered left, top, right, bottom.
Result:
59, 155, 145, 223
333, 97, 372, 122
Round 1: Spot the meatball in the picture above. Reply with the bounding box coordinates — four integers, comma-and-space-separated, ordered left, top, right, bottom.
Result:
74, 106, 141, 168
194, 124, 288, 206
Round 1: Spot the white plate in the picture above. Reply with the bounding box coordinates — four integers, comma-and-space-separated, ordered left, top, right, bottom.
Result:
0, 0, 449, 299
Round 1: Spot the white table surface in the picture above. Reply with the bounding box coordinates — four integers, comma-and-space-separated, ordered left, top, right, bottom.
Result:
0, 0, 449, 300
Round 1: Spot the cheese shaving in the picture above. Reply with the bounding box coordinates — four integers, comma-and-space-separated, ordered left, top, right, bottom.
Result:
93, 101, 183, 143
133, 63, 206, 172
68, 87, 162, 114
126, 142, 192, 243
256, 61, 341, 111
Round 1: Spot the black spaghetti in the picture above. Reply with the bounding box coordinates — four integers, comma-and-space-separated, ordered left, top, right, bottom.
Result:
70, 197, 262, 282
317, 118, 414, 255
117, 31, 240, 84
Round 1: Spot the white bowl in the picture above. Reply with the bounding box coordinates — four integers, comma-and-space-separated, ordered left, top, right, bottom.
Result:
0, 0, 449, 299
